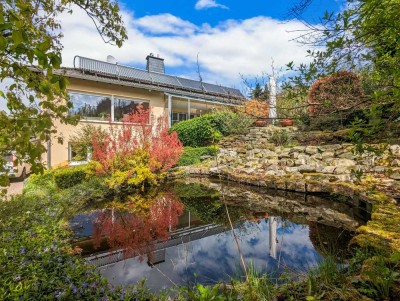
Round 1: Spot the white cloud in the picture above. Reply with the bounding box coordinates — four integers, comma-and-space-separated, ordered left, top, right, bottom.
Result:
58, 7, 312, 89
195, 0, 229, 10
133, 13, 198, 35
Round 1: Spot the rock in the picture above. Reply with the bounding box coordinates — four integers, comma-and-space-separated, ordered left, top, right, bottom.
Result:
295, 159, 307, 166
390, 172, 400, 180
284, 159, 295, 167
321, 151, 335, 159
334, 166, 352, 174
278, 152, 291, 159
275, 170, 286, 177
229, 150, 238, 157
285, 166, 299, 173
322, 166, 336, 174
331, 158, 356, 167
291, 146, 306, 152
263, 159, 279, 166
391, 159, 400, 167
338, 152, 356, 160
311, 153, 323, 160
305, 146, 318, 155
389, 144, 400, 155
315, 164, 326, 173
200, 155, 212, 161
298, 165, 317, 173
373, 166, 386, 173
264, 150, 278, 159
335, 174, 351, 182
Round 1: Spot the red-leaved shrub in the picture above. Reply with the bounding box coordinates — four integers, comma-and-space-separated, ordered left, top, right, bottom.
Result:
308, 71, 364, 117
90, 105, 183, 187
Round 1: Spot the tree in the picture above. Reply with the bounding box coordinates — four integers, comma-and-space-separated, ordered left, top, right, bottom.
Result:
249, 82, 270, 102
250, 83, 263, 100
285, 0, 400, 144
0, 1, 127, 187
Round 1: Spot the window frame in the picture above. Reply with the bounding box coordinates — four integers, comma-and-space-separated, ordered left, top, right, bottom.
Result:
68, 90, 151, 124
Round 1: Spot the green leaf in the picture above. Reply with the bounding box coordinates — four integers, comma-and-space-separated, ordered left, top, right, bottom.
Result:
0, 36, 7, 51
12, 30, 24, 46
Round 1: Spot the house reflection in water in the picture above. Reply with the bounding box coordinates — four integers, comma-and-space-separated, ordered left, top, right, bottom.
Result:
68, 181, 367, 291
269, 217, 278, 260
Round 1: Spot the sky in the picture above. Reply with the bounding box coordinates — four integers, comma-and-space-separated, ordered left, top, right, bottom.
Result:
61, 0, 343, 91
58, 0, 344, 91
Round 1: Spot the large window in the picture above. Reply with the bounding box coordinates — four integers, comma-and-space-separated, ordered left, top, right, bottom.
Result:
69, 92, 149, 122
69, 93, 111, 120
114, 98, 149, 121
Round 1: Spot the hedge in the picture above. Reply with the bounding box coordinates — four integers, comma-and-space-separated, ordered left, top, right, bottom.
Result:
169, 115, 222, 147
54, 165, 87, 189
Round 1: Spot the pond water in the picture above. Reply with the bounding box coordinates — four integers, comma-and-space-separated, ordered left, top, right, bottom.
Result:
69, 178, 371, 292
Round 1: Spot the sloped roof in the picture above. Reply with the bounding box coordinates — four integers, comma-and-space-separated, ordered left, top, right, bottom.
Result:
65, 56, 244, 105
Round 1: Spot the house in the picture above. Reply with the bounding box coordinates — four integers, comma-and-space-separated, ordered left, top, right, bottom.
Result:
45, 54, 245, 168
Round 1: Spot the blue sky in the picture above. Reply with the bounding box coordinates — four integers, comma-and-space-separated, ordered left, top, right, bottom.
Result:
125, 0, 343, 26
58, 0, 345, 91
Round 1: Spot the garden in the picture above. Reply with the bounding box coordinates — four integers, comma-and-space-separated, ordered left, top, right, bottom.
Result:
2, 0, 400, 300
1, 100, 400, 300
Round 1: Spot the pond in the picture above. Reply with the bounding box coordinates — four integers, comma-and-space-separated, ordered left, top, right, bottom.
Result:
69, 178, 371, 292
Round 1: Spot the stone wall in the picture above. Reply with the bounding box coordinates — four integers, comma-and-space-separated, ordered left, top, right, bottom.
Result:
216, 127, 400, 183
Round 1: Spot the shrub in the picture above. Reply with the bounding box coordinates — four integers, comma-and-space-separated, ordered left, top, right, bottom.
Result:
308, 71, 365, 119
92, 105, 183, 189
169, 115, 222, 147
213, 109, 255, 135
270, 129, 291, 146
54, 165, 87, 189
177, 146, 218, 166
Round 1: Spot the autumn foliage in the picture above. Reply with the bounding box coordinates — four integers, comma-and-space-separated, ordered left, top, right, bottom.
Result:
241, 99, 270, 118
308, 71, 365, 117
93, 193, 184, 261
90, 105, 183, 189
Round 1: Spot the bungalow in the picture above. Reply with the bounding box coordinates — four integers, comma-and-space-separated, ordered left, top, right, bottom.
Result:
45, 54, 245, 167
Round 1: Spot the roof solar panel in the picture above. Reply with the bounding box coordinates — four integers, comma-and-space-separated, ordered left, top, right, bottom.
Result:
79, 57, 118, 75
202, 83, 227, 94
176, 77, 203, 91
150, 72, 182, 86
75, 56, 244, 99
118, 65, 152, 82
225, 87, 243, 97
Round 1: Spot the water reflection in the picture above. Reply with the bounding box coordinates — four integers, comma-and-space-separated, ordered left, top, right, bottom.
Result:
69, 178, 370, 292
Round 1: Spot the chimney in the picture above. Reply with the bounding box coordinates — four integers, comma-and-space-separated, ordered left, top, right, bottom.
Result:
146, 53, 165, 74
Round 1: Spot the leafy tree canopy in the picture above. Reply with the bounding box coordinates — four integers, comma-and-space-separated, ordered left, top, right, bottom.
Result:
284, 0, 400, 145
0, 0, 127, 186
